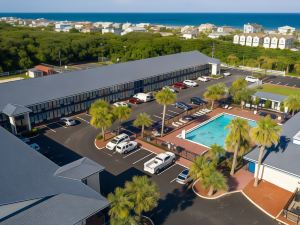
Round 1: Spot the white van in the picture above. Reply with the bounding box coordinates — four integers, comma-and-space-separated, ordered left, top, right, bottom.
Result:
245, 76, 260, 83
133, 93, 154, 102
106, 133, 130, 150
116, 141, 139, 154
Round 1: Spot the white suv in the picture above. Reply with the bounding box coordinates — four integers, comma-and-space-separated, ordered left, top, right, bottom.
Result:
245, 76, 259, 83
183, 80, 198, 87
106, 133, 130, 150
60, 117, 76, 126
116, 141, 138, 154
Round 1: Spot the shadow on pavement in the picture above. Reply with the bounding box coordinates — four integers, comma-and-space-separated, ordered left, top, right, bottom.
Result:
148, 185, 196, 225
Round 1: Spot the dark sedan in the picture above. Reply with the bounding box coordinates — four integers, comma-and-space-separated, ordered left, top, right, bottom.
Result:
190, 97, 206, 105
175, 102, 193, 111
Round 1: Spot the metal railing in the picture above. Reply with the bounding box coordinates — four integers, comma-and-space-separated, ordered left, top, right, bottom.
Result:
141, 136, 198, 161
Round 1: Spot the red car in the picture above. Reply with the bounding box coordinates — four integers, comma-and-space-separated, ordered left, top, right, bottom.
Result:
173, 82, 187, 89
128, 97, 142, 104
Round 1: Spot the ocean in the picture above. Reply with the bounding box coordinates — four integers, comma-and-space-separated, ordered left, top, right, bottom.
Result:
1, 13, 300, 29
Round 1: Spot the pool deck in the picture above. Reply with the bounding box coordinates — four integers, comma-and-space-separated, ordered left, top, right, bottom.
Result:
159, 107, 261, 155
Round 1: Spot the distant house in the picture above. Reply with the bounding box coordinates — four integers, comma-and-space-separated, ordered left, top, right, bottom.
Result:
55, 23, 73, 32
182, 28, 199, 39
28, 65, 56, 78
121, 26, 147, 35
102, 27, 122, 35
278, 25, 296, 35
217, 26, 234, 33
208, 32, 230, 39
263, 35, 294, 49
198, 23, 216, 32
244, 23, 263, 33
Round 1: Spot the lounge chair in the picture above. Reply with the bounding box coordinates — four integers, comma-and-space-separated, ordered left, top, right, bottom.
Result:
228, 106, 233, 110
172, 122, 179, 128
223, 105, 229, 109
179, 118, 188, 124
176, 121, 183, 126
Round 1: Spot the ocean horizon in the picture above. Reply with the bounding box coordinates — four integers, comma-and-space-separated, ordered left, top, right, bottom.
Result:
1, 12, 300, 29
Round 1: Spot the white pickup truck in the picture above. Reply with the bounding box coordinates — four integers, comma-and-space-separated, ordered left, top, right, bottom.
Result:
144, 152, 176, 174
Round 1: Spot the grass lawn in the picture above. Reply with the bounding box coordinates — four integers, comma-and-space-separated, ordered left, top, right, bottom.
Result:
261, 84, 300, 96
0, 73, 28, 81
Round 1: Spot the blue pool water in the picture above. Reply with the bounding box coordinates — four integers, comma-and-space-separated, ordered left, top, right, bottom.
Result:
185, 114, 256, 148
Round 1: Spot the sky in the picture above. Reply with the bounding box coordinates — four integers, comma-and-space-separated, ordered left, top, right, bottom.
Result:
0, 0, 299, 13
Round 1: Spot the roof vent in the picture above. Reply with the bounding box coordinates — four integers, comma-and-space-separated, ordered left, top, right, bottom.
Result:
293, 131, 300, 146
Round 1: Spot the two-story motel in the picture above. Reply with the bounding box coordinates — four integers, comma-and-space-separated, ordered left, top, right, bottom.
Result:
0, 51, 220, 135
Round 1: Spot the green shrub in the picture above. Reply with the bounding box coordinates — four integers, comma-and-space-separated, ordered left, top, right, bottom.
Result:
96, 133, 103, 140
265, 100, 272, 108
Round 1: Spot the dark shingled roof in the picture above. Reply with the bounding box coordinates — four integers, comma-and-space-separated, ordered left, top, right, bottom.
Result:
1, 194, 109, 225
2, 103, 32, 117
0, 126, 109, 223
0, 51, 219, 111
253, 91, 288, 102
244, 112, 300, 177
54, 157, 104, 180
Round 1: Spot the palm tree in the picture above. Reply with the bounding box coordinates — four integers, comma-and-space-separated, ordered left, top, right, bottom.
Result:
189, 155, 214, 182
225, 118, 251, 176
108, 187, 133, 224
89, 101, 113, 140
133, 112, 153, 138
206, 144, 225, 166
155, 89, 177, 137
112, 106, 132, 134
250, 116, 281, 187
203, 83, 226, 110
125, 176, 160, 222
284, 95, 300, 116
202, 169, 228, 196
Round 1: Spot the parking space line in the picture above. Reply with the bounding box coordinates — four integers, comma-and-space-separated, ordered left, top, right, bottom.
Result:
157, 164, 177, 176
132, 153, 153, 165
161, 113, 173, 117
168, 110, 180, 115
153, 115, 162, 119
277, 82, 281, 85
85, 113, 91, 117
123, 148, 141, 158
76, 116, 90, 124
42, 125, 56, 133
170, 177, 177, 183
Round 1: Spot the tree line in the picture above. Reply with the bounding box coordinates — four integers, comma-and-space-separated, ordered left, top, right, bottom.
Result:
1, 22, 300, 75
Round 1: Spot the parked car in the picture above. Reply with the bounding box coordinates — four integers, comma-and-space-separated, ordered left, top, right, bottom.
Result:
144, 152, 176, 174
183, 80, 198, 87
223, 72, 231, 77
127, 97, 142, 105
30, 143, 40, 151
162, 86, 177, 93
245, 76, 260, 83
106, 133, 130, 150
173, 82, 187, 89
115, 141, 139, 154
133, 93, 154, 102
60, 117, 76, 126
190, 97, 206, 105
175, 102, 193, 111
197, 76, 210, 82
176, 169, 190, 184
152, 126, 172, 137
113, 101, 129, 107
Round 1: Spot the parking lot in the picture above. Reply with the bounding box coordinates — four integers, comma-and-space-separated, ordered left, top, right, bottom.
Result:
24, 72, 276, 225
263, 75, 300, 88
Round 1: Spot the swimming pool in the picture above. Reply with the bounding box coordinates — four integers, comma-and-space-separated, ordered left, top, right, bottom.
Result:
185, 113, 257, 148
